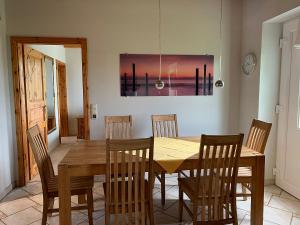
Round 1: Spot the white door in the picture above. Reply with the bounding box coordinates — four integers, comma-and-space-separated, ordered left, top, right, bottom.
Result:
276, 19, 300, 198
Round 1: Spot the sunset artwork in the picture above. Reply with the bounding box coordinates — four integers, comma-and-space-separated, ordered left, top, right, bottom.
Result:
120, 54, 214, 96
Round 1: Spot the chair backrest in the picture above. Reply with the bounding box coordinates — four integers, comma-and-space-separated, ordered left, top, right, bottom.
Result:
105, 115, 132, 139
105, 138, 154, 225
27, 125, 55, 194
151, 114, 178, 137
246, 119, 272, 153
196, 134, 244, 223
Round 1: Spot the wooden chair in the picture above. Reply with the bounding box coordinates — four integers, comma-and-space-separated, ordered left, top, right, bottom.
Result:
27, 125, 94, 225
104, 138, 155, 225
105, 115, 132, 139
151, 114, 177, 206
151, 114, 192, 206
151, 114, 178, 138
178, 134, 244, 225
238, 119, 272, 200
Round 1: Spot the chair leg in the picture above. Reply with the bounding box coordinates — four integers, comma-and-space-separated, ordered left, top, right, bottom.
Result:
148, 199, 155, 225
105, 204, 110, 225
242, 183, 248, 201
201, 206, 205, 221
179, 188, 183, 222
233, 202, 238, 225
87, 189, 94, 225
193, 204, 198, 225
42, 196, 49, 225
161, 172, 166, 206
145, 204, 148, 225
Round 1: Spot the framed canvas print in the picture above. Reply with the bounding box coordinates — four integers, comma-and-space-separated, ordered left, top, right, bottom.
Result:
120, 54, 214, 96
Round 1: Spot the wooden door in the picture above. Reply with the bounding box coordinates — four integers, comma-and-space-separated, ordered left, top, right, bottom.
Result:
57, 62, 69, 137
24, 46, 48, 178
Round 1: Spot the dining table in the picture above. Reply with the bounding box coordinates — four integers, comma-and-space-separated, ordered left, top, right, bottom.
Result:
58, 137, 265, 225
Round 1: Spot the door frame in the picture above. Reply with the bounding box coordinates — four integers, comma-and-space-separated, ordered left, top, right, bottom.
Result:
276, 19, 299, 195
11, 36, 90, 186
56, 60, 69, 139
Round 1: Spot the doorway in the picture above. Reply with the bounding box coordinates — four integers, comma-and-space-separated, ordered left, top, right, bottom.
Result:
11, 37, 90, 186
276, 19, 300, 198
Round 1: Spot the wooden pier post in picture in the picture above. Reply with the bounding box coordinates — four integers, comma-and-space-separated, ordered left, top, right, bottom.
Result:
120, 54, 214, 96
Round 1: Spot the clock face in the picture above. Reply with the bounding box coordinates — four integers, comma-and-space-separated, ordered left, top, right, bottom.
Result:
242, 53, 257, 75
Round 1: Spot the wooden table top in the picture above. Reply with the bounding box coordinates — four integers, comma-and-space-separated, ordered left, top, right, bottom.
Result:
59, 137, 264, 167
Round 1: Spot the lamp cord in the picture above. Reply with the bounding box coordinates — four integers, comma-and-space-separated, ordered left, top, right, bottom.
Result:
219, 0, 223, 80
159, 0, 162, 80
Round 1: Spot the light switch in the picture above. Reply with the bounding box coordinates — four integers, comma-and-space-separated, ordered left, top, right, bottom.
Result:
90, 104, 98, 119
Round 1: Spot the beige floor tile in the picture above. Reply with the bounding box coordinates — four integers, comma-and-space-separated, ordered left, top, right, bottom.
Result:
161, 200, 192, 223
29, 219, 44, 225
33, 197, 62, 213
165, 186, 179, 198
0, 211, 6, 219
93, 197, 105, 211
240, 214, 279, 225
292, 216, 300, 225
280, 191, 300, 201
263, 205, 292, 225
81, 209, 104, 221
240, 215, 278, 225
30, 174, 41, 183
265, 185, 282, 195
153, 195, 177, 210
237, 208, 248, 223
29, 193, 43, 205
0, 197, 37, 215
47, 211, 87, 225
1, 188, 30, 202
154, 210, 178, 224
236, 199, 251, 212
1, 207, 42, 225
269, 195, 300, 214
264, 191, 274, 205
22, 182, 43, 195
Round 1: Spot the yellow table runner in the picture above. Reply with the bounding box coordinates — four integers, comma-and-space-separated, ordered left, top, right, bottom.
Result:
154, 137, 200, 174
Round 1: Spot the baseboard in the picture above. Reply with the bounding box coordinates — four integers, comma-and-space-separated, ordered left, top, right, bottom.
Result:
0, 183, 13, 200
265, 178, 275, 185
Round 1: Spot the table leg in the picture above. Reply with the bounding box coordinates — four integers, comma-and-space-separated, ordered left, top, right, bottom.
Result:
251, 156, 265, 225
58, 164, 72, 225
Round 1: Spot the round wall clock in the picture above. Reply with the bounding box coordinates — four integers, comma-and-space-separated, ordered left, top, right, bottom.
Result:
242, 53, 257, 75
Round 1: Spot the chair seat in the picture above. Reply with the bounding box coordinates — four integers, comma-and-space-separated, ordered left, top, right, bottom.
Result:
178, 177, 234, 203
47, 176, 94, 194
103, 180, 150, 206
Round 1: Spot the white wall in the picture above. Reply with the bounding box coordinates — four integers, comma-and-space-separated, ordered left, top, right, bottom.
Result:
5, 0, 243, 141
0, 0, 15, 198
65, 48, 83, 135
28, 45, 66, 151
4, 0, 243, 186
28, 45, 65, 62
258, 23, 282, 183
240, 0, 300, 182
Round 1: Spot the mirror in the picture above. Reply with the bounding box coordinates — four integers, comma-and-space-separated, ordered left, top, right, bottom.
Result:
45, 56, 56, 133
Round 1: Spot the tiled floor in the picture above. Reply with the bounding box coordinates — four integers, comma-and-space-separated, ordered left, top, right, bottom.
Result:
1, 145, 300, 225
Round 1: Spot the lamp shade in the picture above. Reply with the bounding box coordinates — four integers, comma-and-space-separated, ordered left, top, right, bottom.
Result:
295, 19, 300, 48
